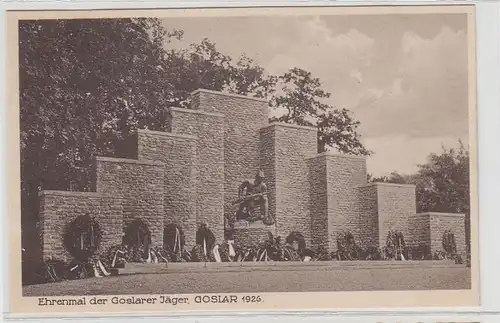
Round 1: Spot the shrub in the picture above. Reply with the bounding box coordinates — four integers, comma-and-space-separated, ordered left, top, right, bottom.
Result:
435, 230, 463, 264
191, 244, 209, 262
310, 246, 335, 261
163, 223, 186, 262
102, 244, 128, 269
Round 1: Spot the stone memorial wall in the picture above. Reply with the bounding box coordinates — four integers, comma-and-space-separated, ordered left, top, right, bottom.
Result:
38, 89, 467, 262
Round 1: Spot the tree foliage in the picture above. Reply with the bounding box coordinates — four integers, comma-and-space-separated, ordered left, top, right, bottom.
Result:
368, 141, 470, 215
269, 68, 370, 155
19, 18, 181, 225
162, 38, 276, 107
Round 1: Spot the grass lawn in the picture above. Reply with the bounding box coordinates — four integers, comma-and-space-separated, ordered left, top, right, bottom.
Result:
23, 266, 471, 296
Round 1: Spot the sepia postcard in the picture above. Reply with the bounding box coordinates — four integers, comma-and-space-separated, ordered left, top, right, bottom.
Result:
6, 4, 479, 316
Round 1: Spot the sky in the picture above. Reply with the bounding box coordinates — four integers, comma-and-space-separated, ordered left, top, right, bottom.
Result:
161, 13, 470, 177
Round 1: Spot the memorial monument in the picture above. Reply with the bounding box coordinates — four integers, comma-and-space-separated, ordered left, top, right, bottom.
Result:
38, 89, 467, 262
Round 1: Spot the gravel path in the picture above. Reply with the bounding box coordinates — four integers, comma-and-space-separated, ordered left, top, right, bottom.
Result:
23, 267, 471, 296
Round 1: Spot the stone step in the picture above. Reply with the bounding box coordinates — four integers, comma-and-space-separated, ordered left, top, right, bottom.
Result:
118, 260, 463, 275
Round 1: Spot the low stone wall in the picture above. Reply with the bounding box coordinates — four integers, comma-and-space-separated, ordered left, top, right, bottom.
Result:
410, 212, 466, 260
39, 191, 123, 262
261, 123, 317, 246
119, 259, 465, 275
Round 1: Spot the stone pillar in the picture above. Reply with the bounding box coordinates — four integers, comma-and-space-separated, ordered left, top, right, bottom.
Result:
189, 89, 269, 229
373, 183, 416, 248
308, 153, 367, 251
137, 129, 198, 248
171, 107, 225, 243
260, 122, 317, 245
355, 184, 379, 248
95, 157, 165, 247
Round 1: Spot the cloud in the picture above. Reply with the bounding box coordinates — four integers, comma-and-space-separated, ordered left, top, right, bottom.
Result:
353, 25, 468, 140
350, 69, 363, 83
264, 16, 375, 108
364, 134, 468, 176
399, 26, 467, 89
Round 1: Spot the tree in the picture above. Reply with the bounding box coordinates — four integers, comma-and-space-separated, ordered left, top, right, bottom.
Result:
413, 142, 469, 215
269, 68, 371, 155
19, 18, 182, 229
162, 38, 275, 107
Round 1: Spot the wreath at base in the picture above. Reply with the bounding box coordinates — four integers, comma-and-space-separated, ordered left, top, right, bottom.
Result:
62, 213, 102, 262
384, 230, 407, 260
336, 231, 359, 260
164, 223, 186, 261
442, 230, 457, 256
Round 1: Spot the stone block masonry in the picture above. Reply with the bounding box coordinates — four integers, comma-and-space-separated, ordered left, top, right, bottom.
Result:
261, 123, 317, 246
325, 153, 367, 249
39, 191, 123, 262
171, 107, 225, 243
232, 221, 277, 248
410, 212, 466, 260
373, 183, 416, 247
95, 157, 165, 246
308, 153, 368, 250
408, 213, 431, 247
190, 90, 269, 230
137, 129, 198, 247
355, 184, 379, 248
307, 156, 328, 250
356, 183, 416, 248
